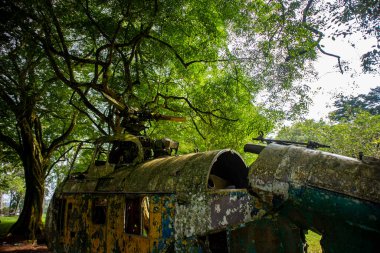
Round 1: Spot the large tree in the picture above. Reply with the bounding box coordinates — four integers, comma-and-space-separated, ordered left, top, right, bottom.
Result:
18, 0, 325, 133
0, 16, 81, 238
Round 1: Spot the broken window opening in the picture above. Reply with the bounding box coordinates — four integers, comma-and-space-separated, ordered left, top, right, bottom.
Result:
125, 196, 150, 236
208, 151, 248, 189
66, 202, 73, 228
109, 141, 139, 165
199, 231, 228, 252
92, 198, 107, 225
209, 231, 228, 252
56, 198, 66, 235
93, 142, 111, 166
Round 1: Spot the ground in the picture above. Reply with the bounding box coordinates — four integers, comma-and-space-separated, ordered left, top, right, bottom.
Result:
0, 242, 50, 253
0, 216, 50, 253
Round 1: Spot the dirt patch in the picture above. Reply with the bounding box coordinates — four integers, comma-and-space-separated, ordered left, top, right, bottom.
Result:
0, 242, 51, 253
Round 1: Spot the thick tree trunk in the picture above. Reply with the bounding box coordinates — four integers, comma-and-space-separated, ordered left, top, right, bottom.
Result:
9, 119, 46, 240
9, 155, 45, 240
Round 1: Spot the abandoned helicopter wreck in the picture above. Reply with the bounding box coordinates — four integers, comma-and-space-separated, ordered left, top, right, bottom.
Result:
45, 134, 380, 253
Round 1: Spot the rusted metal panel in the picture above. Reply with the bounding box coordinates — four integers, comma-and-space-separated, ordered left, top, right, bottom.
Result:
62, 179, 98, 193
248, 143, 380, 253
209, 190, 263, 231
46, 193, 176, 253
59, 149, 246, 197
47, 149, 252, 252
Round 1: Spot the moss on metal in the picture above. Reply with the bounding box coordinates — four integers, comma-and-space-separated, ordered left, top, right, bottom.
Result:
46, 143, 380, 253
249, 143, 380, 204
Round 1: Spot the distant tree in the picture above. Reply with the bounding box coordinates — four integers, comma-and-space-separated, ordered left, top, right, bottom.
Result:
0, 145, 25, 216
277, 112, 380, 158
329, 86, 380, 121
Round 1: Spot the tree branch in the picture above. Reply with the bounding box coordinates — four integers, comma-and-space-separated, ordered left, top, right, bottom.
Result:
45, 0, 75, 82
69, 99, 108, 136
0, 130, 22, 156
0, 87, 17, 110
68, 142, 83, 174
190, 116, 206, 140
155, 93, 238, 122
46, 112, 78, 157
41, 35, 115, 129
44, 145, 74, 178
302, 0, 343, 74
146, 35, 230, 68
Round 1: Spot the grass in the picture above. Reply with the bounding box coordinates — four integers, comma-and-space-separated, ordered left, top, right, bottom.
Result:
306, 230, 322, 253
0, 215, 47, 237
0, 216, 18, 236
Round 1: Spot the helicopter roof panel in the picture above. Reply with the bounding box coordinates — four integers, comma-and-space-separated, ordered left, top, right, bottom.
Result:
60, 149, 248, 196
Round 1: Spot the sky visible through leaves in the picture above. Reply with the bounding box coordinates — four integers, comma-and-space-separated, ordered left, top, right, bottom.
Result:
305, 28, 379, 120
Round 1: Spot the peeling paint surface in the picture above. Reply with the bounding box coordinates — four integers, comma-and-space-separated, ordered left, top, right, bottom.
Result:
249, 144, 380, 203
248, 143, 380, 253
174, 190, 265, 240
46, 149, 260, 252
95, 150, 229, 194
46, 145, 380, 253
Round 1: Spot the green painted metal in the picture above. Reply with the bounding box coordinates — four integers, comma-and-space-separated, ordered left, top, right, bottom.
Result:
247, 143, 380, 253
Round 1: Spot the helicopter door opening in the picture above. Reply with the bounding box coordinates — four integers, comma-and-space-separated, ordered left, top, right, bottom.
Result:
92, 198, 107, 225
125, 196, 150, 236
55, 198, 66, 235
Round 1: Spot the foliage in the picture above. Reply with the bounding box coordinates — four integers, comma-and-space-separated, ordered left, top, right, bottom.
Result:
329, 86, 380, 121
0, 145, 25, 215
277, 112, 380, 158
148, 96, 275, 163
1, 0, 326, 136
